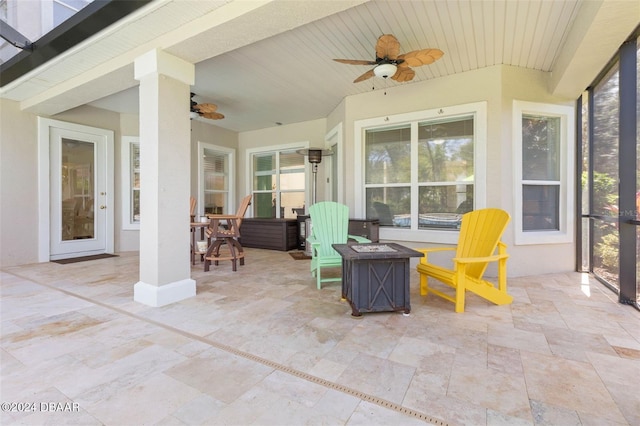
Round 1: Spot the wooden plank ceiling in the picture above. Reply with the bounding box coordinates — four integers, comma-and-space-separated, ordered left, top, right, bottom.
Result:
184, 0, 581, 131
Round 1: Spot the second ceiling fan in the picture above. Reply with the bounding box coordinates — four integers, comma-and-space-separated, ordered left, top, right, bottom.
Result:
334, 34, 443, 83
191, 93, 224, 120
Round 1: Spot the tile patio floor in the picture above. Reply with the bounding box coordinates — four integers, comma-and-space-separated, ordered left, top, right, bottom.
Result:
1, 248, 639, 425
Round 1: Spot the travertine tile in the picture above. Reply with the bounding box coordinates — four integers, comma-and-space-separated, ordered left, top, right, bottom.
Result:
448, 363, 531, 420
521, 351, 628, 424
84, 373, 202, 425
336, 353, 416, 404
528, 399, 581, 426
164, 347, 273, 404
1, 251, 638, 425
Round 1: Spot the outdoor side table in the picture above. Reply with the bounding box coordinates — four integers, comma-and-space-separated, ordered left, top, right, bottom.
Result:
332, 243, 422, 317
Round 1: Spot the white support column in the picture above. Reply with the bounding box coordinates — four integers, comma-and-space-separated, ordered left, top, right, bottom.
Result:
133, 49, 195, 307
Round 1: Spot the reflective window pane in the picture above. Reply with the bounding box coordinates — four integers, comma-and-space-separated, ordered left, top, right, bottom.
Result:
365, 126, 411, 184
417, 185, 467, 230
253, 150, 306, 219
279, 191, 305, 219
364, 115, 475, 229
254, 192, 275, 218
418, 118, 474, 182
61, 138, 95, 240
203, 149, 228, 191
279, 150, 305, 192
522, 185, 559, 231
366, 187, 410, 227
253, 154, 275, 189
130, 143, 140, 223
522, 115, 560, 181
203, 148, 229, 214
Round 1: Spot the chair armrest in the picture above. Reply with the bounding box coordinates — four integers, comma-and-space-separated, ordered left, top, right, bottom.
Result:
347, 234, 371, 243
416, 247, 456, 264
453, 253, 509, 264
416, 247, 456, 255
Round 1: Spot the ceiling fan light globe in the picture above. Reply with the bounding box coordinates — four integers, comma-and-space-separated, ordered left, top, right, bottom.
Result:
374, 63, 397, 79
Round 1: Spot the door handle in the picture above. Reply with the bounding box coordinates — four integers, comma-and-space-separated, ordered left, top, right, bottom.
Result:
100, 205, 107, 209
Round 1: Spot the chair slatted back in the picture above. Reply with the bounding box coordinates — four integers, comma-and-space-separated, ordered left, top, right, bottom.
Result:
456, 208, 510, 279
190, 196, 197, 220
309, 201, 349, 257
235, 194, 252, 229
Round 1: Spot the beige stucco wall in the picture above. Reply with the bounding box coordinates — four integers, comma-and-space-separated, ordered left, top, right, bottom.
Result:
0, 99, 39, 266
0, 65, 577, 276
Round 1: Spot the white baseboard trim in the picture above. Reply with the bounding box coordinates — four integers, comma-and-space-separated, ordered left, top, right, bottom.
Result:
134, 278, 196, 307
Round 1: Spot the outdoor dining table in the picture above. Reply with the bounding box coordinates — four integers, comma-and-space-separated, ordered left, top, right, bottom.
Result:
190, 221, 210, 265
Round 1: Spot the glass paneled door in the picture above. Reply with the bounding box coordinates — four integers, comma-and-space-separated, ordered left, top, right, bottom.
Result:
50, 128, 110, 259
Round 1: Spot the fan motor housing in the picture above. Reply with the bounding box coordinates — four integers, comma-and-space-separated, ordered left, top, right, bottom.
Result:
374, 63, 397, 78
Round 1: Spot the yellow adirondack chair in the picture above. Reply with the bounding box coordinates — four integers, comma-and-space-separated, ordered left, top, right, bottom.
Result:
308, 201, 370, 290
416, 208, 513, 313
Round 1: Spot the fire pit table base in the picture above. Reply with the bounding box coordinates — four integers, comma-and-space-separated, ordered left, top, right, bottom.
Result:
332, 243, 422, 317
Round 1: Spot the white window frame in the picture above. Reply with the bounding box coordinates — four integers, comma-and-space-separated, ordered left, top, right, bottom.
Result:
246, 141, 309, 217
513, 100, 575, 245
324, 122, 344, 204
197, 142, 235, 216
121, 136, 140, 230
354, 102, 487, 245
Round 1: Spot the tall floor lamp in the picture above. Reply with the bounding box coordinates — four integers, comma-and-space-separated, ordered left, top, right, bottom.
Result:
296, 148, 333, 205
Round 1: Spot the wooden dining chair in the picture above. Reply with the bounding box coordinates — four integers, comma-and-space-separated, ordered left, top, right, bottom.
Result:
204, 194, 252, 271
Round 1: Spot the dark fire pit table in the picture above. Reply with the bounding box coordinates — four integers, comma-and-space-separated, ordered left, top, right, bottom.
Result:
332, 243, 422, 317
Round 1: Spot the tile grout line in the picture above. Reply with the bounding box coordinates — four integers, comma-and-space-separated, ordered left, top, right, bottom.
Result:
6, 271, 448, 425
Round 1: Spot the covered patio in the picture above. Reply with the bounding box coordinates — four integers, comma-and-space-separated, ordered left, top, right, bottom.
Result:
2, 250, 639, 425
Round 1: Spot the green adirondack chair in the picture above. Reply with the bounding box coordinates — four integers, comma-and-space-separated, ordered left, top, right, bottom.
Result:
307, 201, 370, 290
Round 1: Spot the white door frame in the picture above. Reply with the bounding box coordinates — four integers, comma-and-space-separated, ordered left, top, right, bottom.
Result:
38, 118, 114, 262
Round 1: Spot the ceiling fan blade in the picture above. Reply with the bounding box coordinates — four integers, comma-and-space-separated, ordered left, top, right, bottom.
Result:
195, 103, 218, 113
202, 112, 224, 120
391, 66, 415, 82
376, 34, 400, 60
333, 59, 377, 65
353, 68, 375, 83
398, 48, 444, 67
